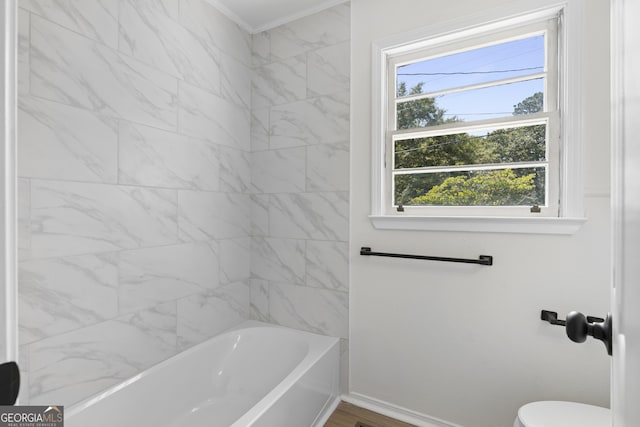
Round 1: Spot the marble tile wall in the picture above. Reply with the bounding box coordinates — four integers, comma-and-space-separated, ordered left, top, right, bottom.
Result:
249, 3, 350, 350
17, 0, 252, 405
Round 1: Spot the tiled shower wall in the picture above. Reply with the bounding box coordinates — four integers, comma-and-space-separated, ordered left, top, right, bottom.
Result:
17, 0, 252, 405
249, 5, 350, 345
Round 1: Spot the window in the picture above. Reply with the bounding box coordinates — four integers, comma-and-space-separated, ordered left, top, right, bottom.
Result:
370, 4, 586, 234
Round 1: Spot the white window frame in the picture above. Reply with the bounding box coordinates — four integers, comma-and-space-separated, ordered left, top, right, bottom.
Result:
370, 1, 586, 234
389, 20, 558, 217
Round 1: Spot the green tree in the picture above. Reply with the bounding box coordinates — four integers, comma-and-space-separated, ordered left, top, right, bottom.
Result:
396, 82, 445, 129
513, 91, 543, 115
409, 169, 538, 206
482, 92, 545, 163
487, 125, 545, 163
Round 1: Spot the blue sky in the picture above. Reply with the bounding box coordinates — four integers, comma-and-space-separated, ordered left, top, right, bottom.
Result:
397, 35, 545, 122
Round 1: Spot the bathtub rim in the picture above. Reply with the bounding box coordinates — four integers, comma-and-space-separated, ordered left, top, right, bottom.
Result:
64, 320, 339, 422
230, 325, 340, 427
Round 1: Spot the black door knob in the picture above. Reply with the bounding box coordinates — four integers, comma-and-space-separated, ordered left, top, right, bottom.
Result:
565, 311, 612, 356
566, 311, 589, 343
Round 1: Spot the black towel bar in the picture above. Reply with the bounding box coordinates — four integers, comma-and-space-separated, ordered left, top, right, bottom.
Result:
359, 247, 493, 266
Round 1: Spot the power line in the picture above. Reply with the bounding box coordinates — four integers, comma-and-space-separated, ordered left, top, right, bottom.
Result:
397, 66, 543, 76
441, 112, 513, 116
403, 46, 544, 86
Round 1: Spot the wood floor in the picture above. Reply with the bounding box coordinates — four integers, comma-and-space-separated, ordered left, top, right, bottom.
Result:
324, 402, 416, 427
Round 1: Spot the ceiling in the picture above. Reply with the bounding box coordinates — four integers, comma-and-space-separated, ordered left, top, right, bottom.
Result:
207, 0, 347, 33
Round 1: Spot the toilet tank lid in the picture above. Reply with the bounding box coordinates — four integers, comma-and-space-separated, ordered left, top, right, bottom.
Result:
518, 401, 611, 427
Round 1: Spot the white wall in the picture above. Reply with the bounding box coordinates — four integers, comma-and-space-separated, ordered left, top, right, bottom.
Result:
248, 2, 351, 391
248, 3, 350, 338
349, 1, 611, 426
17, 0, 352, 407
17, 0, 252, 406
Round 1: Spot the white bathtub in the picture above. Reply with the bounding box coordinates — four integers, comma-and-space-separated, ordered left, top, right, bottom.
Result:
65, 321, 340, 427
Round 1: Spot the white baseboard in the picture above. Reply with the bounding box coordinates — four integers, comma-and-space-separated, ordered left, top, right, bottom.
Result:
313, 395, 341, 427
341, 392, 464, 427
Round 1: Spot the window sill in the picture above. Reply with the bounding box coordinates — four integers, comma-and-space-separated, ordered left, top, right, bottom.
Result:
369, 215, 587, 235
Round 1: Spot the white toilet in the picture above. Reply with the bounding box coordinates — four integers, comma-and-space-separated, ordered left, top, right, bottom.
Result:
514, 401, 611, 427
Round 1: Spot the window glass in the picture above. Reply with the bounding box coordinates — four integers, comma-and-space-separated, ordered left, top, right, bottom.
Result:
394, 167, 546, 206
396, 79, 544, 128
389, 29, 553, 211
394, 124, 547, 169
396, 35, 545, 97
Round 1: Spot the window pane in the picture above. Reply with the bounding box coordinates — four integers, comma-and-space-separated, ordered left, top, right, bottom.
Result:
396, 79, 544, 129
396, 35, 544, 97
394, 167, 546, 206
394, 124, 546, 169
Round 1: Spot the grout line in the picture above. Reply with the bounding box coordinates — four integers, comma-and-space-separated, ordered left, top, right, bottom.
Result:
25, 7, 117, 51
24, 8, 31, 97
25, 176, 254, 194
19, 237, 247, 263
116, 120, 121, 185
176, 79, 181, 134
24, 92, 179, 134
116, 0, 121, 52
